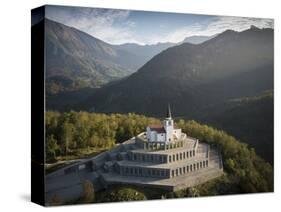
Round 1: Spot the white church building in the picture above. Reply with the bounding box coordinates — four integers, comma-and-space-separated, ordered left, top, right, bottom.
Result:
146, 105, 182, 143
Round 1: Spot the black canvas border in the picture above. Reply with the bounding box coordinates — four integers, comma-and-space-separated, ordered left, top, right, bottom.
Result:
31, 5, 46, 206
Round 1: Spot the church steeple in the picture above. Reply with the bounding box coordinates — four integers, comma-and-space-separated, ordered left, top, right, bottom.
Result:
164, 104, 174, 142
166, 104, 172, 119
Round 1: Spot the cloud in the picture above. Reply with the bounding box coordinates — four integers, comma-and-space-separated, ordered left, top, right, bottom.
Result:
142, 16, 273, 44
203, 16, 273, 35
46, 6, 273, 45
46, 6, 141, 44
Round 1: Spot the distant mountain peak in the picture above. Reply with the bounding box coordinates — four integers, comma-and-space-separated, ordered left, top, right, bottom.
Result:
181, 34, 217, 45
250, 25, 260, 30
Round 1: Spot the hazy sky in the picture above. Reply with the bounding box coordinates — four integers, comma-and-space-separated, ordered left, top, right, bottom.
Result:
46, 5, 273, 45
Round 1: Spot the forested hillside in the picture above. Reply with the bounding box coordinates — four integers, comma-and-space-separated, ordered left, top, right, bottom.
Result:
45, 111, 273, 199
45, 111, 160, 162
199, 90, 273, 164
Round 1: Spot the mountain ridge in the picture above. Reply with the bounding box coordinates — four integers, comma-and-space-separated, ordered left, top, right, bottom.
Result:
43, 18, 218, 95
78, 26, 273, 117
44, 18, 212, 94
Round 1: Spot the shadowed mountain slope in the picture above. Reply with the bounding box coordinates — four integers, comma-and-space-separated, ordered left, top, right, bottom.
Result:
80, 27, 273, 117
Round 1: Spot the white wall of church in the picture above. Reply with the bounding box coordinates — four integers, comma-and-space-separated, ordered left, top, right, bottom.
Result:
157, 133, 166, 142
164, 119, 174, 142
174, 129, 182, 140
166, 128, 173, 142
147, 127, 166, 142
146, 127, 151, 141
151, 131, 157, 142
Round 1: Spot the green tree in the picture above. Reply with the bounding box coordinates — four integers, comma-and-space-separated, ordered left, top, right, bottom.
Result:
46, 134, 59, 162
60, 122, 74, 155
225, 158, 236, 173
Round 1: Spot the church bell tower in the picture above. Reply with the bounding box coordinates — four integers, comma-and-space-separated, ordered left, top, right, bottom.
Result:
163, 104, 174, 142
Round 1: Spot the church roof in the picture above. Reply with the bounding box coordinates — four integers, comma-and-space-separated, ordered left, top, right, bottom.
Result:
148, 125, 166, 133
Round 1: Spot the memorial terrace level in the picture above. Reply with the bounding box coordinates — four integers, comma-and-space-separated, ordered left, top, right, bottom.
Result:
117, 158, 210, 178
128, 142, 209, 164
101, 164, 223, 192
117, 151, 209, 170
129, 148, 197, 164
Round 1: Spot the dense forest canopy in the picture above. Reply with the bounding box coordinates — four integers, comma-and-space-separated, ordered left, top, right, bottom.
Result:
46, 111, 273, 196
45, 111, 160, 162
